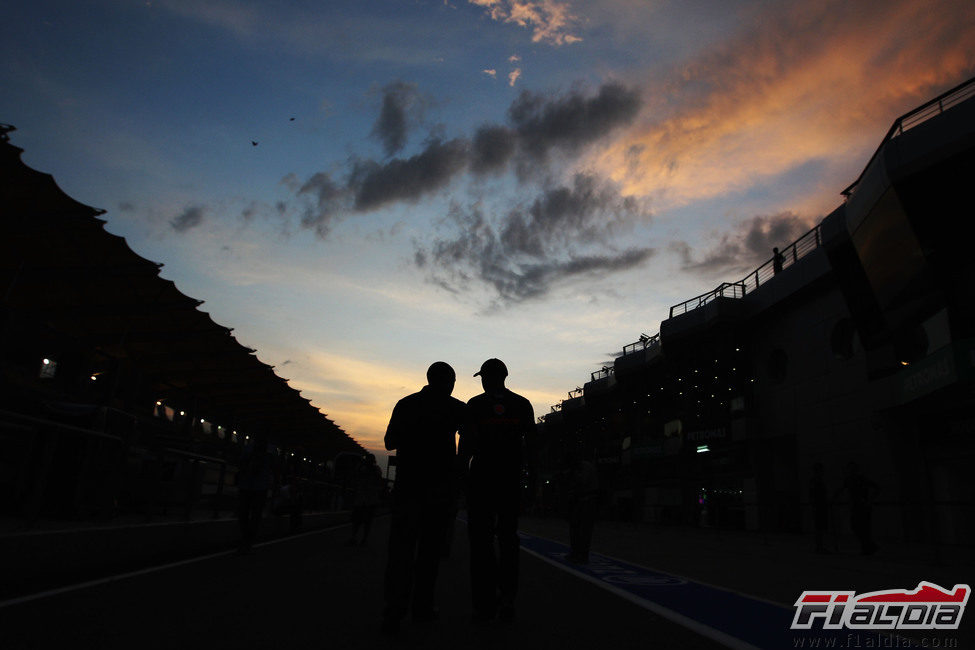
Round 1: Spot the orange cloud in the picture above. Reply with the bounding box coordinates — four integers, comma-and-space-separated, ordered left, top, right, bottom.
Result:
592, 0, 975, 212
469, 0, 582, 45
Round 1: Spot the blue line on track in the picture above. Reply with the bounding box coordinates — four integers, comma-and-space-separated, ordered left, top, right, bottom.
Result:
517, 530, 835, 650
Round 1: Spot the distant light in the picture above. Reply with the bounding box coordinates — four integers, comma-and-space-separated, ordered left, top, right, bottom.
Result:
697, 445, 710, 454
43, 358, 51, 365
156, 401, 162, 406
900, 361, 910, 366
200, 419, 205, 424
90, 375, 98, 381
179, 410, 186, 416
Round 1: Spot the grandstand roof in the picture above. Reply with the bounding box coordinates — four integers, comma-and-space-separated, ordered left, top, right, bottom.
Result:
0, 124, 362, 458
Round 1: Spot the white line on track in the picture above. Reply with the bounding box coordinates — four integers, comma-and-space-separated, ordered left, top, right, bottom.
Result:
519, 541, 761, 650
0, 522, 351, 610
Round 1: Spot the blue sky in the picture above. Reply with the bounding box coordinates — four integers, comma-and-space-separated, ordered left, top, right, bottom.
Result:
3, 0, 973, 463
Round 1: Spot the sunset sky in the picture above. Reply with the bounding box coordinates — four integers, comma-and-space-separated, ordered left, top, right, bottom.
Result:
3, 0, 973, 464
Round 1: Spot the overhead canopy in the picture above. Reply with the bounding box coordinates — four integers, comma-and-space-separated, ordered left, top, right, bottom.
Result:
0, 125, 362, 459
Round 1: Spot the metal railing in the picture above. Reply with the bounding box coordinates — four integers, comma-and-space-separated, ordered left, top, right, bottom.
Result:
843, 76, 975, 197
590, 366, 614, 382
669, 224, 823, 318
621, 332, 660, 356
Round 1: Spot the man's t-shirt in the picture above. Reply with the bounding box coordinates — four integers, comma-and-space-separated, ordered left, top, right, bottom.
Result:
463, 388, 537, 486
385, 385, 466, 491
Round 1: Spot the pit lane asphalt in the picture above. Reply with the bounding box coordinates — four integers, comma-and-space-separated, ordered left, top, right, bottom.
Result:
1, 515, 723, 650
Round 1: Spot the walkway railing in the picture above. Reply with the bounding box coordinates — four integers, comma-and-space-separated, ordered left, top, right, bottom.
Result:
622, 333, 660, 356
669, 224, 823, 318
590, 366, 614, 382
843, 76, 975, 197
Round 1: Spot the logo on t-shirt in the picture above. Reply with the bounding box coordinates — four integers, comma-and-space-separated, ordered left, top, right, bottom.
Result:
493, 403, 505, 415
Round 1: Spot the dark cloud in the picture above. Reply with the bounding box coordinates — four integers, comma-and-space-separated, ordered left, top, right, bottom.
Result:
416, 175, 653, 302
471, 125, 517, 174
118, 201, 135, 212
372, 81, 426, 157
493, 249, 656, 302
674, 212, 813, 276
742, 212, 810, 257
508, 83, 642, 161
170, 205, 206, 233
240, 201, 259, 222
413, 248, 427, 269
297, 172, 348, 237
286, 81, 644, 260
351, 138, 470, 211
499, 173, 641, 256
280, 173, 301, 192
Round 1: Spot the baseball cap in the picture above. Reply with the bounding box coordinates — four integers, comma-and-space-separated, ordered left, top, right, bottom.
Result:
474, 358, 508, 378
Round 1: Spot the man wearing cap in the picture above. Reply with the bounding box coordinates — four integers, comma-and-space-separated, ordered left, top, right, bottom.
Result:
459, 358, 538, 623
382, 361, 467, 634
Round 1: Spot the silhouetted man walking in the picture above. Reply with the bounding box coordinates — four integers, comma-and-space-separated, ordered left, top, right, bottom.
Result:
382, 362, 466, 634
236, 431, 275, 554
460, 358, 538, 623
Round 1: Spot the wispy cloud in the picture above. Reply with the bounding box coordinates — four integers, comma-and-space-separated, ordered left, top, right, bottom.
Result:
593, 0, 975, 210
469, 0, 583, 45
415, 173, 654, 302
671, 212, 814, 277
287, 81, 642, 237
508, 68, 522, 86
509, 83, 641, 163
351, 139, 471, 211
371, 81, 427, 157
170, 205, 206, 232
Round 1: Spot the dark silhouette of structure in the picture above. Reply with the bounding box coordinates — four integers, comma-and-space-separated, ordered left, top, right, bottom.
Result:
237, 432, 275, 553
382, 362, 466, 634
0, 123, 364, 528
460, 358, 538, 623
565, 449, 598, 564
809, 462, 830, 553
534, 77, 975, 555
837, 462, 880, 555
347, 453, 383, 546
